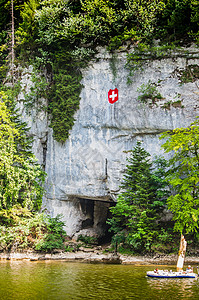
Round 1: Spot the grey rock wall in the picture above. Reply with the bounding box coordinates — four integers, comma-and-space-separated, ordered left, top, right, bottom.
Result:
18, 47, 199, 237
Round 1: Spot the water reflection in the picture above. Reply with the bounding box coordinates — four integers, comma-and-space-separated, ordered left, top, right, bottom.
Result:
0, 262, 199, 300
146, 266, 199, 300
147, 277, 197, 299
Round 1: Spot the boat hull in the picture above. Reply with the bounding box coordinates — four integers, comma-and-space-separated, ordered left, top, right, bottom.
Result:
147, 271, 197, 279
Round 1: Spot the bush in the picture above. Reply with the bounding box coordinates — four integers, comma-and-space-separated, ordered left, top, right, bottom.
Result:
34, 215, 66, 252
77, 235, 98, 246
0, 206, 67, 253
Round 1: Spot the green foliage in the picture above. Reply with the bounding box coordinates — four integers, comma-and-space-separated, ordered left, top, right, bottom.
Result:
65, 245, 75, 252
0, 204, 32, 226
0, 30, 9, 82
0, 206, 67, 252
0, 91, 46, 210
125, 41, 199, 85
34, 214, 66, 252
125, 43, 179, 82
109, 52, 118, 83
160, 99, 184, 109
47, 51, 83, 142
107, 142, 170, 253
137, 80, 164, 105
1, 0, 199, 142
159, 0, 198, 43
136, 80, 185, 109
2, 0, 199, 50
16, 0, 40, 47
0, 205, 44, 251
22, 70, 48, 113
152, 156, 170, 202
160, 118, 199, 235
178, 64, 199, 84
0, 0, 25, 32
77, 234, 98, 245
150, 228, 174, 253
123, 0, 165, 43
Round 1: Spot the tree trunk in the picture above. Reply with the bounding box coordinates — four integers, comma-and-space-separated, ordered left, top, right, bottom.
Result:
176, 234, 187, 271
11, 0, 15, 85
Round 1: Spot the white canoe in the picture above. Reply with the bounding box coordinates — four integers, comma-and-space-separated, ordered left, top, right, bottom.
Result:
147, 270, 197, 279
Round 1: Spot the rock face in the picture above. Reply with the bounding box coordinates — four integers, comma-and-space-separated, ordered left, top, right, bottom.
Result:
18, 47, 199, 237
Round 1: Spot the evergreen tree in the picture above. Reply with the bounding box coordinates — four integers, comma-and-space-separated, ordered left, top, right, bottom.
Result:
108, 141, 169, 253
0, 91, 46, 210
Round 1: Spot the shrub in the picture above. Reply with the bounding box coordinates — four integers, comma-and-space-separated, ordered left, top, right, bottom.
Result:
0, 206, 67, 253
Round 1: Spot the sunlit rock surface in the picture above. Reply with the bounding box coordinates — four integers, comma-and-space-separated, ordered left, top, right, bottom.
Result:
18, 47, 199, 237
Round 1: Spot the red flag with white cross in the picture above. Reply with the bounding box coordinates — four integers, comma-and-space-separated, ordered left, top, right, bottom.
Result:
108, 88, 118, 104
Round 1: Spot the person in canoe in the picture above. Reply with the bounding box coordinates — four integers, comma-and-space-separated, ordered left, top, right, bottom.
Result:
186, 265, 193, 273
154, 268, 159, 273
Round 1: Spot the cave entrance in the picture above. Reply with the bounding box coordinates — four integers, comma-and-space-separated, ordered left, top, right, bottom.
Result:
78, 197, 115, 245
79, 198, 94, 229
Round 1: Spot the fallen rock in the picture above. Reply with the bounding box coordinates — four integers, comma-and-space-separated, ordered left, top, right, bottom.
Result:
79, 247, 95, 252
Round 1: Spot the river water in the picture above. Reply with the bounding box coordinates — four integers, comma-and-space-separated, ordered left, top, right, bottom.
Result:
0, 261, 199, 300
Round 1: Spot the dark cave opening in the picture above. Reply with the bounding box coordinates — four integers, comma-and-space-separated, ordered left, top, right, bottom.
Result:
78, 197, 115, 245
79, 198, 94, 229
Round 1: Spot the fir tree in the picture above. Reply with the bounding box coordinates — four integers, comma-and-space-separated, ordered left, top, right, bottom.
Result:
108, 141, 169, 253
0, 91, 46, 210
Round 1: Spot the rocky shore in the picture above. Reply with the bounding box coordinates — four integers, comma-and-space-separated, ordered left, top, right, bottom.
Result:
1, 249, 199, 265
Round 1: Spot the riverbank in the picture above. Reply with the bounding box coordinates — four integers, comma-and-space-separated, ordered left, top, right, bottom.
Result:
1, 250, 199, 265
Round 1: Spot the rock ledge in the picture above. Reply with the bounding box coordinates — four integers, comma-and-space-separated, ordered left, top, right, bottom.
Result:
1, 251, 199, 265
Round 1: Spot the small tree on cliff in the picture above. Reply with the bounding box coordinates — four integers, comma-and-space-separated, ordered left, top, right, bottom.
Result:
107, 141, 169, 253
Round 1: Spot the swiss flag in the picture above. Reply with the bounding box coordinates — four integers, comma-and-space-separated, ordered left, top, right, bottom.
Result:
108, 88, 118, 104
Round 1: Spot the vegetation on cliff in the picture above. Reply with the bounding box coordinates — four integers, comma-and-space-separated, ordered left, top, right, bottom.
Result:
0, 91, 46, 210
0, 0, 198, 254
0, 0, 198, 142
0, 91, 66, 253
107, 142, 173, 254
108, 119, 199, 254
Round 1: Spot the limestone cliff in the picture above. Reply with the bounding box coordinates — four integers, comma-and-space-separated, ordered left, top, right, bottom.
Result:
17, 47, 199, 237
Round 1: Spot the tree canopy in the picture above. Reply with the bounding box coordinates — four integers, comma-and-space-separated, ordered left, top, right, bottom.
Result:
161, 118, 199, 235
0, 0, 198, 142
0, 0, 197, 51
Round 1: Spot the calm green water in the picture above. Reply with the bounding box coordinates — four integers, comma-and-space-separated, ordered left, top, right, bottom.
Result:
0, 261, 199, 300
